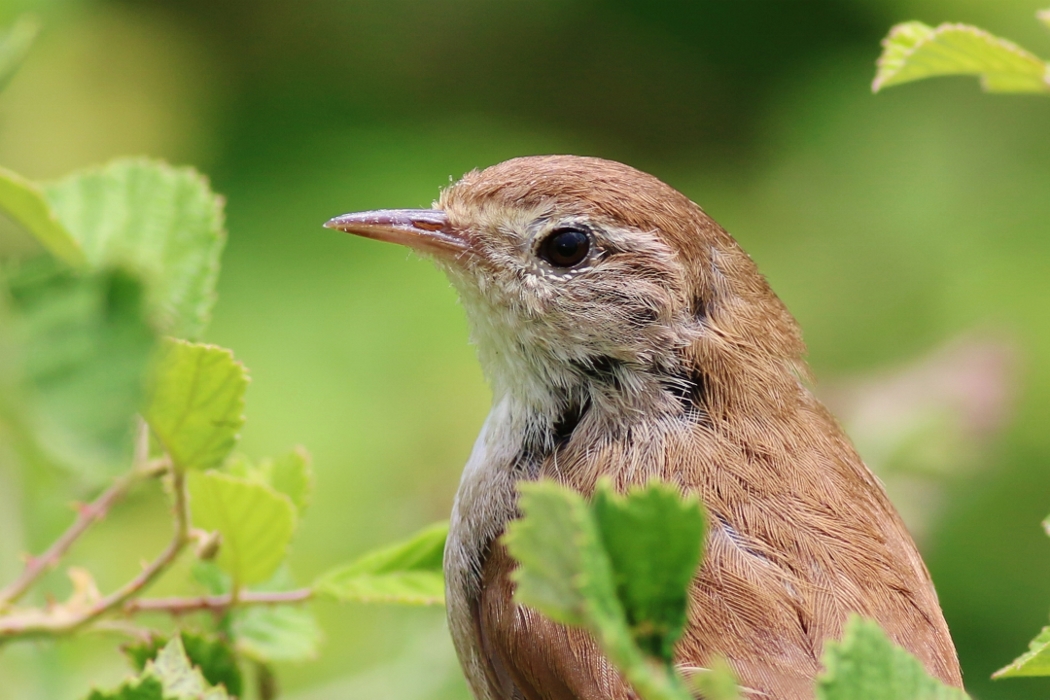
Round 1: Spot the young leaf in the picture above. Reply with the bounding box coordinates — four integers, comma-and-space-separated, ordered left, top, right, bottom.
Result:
592, 479, 705, 661
873, 21, 1050, 94
44, 159, 226, 339
144, 339, 247, 471
5, 261, 155, 475
993, 625, 1050, 678
233, 604, 322, 663
817, 616, 969, 700
313, 521, 447, 605
0, 15, 39, 93
188, 471, 296, 587
0, 166, 86, 267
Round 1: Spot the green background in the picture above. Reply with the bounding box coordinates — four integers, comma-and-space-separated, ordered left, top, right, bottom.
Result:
0, 0, 1048, 698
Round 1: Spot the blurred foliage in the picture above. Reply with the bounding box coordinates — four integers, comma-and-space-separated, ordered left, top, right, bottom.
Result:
0, 1, 1048, 699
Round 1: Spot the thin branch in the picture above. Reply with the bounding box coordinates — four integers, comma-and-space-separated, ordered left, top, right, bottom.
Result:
0, 468, 191, 640
0, 420, 165, 608
124, 588, 313, 616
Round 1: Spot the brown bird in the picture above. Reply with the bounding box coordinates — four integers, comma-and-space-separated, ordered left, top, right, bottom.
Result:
326, 155, 963, 700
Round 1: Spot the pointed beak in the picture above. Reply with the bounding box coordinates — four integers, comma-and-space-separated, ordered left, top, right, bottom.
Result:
324, 209, 468, 258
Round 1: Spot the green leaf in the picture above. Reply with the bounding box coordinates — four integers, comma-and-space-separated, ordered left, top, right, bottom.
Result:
817, 616, 969, 700
144, 339, 247, 471
503, 481, 616, 627
685, 658, 742, 700
85, 676, 165, 700
188, 471, 296, 587
592, 479, 705, 662
993, 625, 1050, 678
44, 159, 226, 339
179, 633, 243, 696
91, 637, 230, 700
1039, 9, 1050, 32
504, 480, 694, 700
0, 166, 86, 267
268, 446, 313, 514
0, 15, 39, 93
873, 21, 1050, 94
4, 261, 155, 475
233, 604, 322, 663
313, 521, 447, 605
149, 636, 230, 700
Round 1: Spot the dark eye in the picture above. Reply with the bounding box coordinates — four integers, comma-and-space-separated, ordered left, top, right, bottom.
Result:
537, 228, 591, 268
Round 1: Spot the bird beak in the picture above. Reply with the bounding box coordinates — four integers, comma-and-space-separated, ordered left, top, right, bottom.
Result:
324, 209, 468, 258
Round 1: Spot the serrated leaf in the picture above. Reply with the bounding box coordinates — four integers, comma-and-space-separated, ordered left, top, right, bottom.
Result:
149, 637, 230, 700
44, 159, 226, 339
504, 480, 693, 700
993, 625, 1050, 678
0, 166, 85, 267
268, 447, 313, 514
817, 616, 969, 700
233, 604, 322, 663
5, 261, 155, 476
145, 339, 247, 471
188, 471, 296, 587
873, 21, 1050, 94
592, 479, 705, 662
85, 676, 166, 700
313, 521, 447, 605
0, 15, 39, 93
180, 633, 243, 696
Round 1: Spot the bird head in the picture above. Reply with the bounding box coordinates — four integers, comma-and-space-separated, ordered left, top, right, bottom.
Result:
327, 155, 805, 422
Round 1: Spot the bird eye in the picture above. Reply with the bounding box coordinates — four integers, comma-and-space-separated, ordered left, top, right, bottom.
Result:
537, 228, 591, 268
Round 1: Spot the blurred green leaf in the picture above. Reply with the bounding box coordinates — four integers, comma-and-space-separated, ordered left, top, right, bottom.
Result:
4, 261, 155, 475
188, 470, 296, 587
123, 633, 243, 697
90, 637, 229, 700
817, 616, 969, 700
44, 159, 226, 339
592, 479, 705, 662
993, 626, 1050, 678
149, 636, 230, 700
144, 339, 247, 471
233, 604, 322, 663
685, 657, 742, 700
873, 21, 1049, 94
85, 676, 165, 700
0, 166, 86, 267
268, 446, 313, 514
1039, 9, 1050, 32
313, 521, 447, 605
0, 15, 38, 93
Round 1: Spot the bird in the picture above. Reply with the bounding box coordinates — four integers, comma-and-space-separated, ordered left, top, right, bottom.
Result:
326, 155, 963, 700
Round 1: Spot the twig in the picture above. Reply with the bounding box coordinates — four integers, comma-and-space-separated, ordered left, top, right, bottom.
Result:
0, 420, 164, 608
123, 588, 313, 616
0, 468, 191, 639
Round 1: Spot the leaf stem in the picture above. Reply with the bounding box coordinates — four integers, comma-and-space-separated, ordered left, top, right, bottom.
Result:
124, 588, 313, 616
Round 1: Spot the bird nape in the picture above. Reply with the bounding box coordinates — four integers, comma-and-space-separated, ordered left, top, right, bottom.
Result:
327, 155, 962, 700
